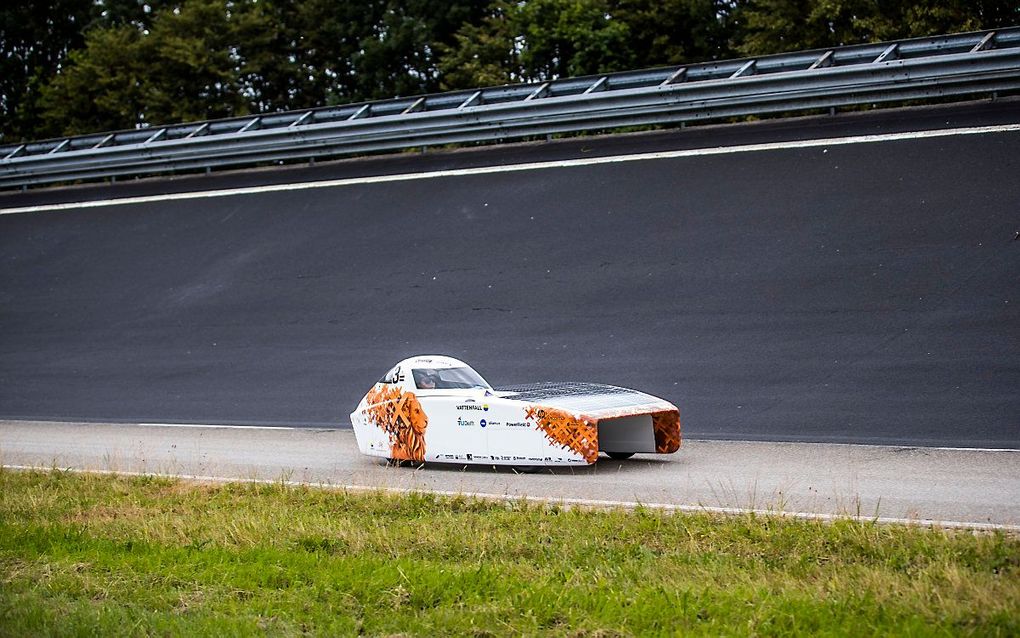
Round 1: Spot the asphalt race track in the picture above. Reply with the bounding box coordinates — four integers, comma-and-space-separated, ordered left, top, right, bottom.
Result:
4, 420, 1019, 528
1, 101, 1018, 447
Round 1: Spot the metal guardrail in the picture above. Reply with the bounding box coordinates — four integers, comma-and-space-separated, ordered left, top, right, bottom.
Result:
2, 27, 1019, 188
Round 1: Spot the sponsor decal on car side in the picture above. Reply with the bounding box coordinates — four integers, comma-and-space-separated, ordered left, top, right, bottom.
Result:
525, 405, 598, 464
362, 384, 428, 462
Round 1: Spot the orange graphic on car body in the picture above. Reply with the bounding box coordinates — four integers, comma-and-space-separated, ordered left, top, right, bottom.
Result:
363, 384, 428, 461
525, 405, 599, 463
651, 410, 682, 453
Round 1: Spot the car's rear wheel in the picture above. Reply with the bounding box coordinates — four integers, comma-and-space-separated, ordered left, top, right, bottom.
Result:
606, 452, 635, 460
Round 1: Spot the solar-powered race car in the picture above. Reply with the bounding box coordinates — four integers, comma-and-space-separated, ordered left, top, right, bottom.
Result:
350, 355, 681, 467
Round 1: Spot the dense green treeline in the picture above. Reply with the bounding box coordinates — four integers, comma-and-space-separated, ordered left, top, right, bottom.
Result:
2, 0, 1017, 143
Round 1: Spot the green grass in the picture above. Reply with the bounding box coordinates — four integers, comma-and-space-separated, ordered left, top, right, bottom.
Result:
1, 469, 1018, 636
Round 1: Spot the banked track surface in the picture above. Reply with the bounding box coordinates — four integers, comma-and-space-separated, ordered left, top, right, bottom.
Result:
0, 103, 1018, 448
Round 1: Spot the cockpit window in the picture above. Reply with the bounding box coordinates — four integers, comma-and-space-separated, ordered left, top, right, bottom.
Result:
412, 366, 491, 390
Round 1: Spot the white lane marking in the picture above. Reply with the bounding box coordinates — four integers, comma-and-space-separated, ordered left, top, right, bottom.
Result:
694, 439, 1020, 453
898, 446, 1020, 453
3, 123, 1018, 216
136, 422, 298, 430
3, 463, 1017, 532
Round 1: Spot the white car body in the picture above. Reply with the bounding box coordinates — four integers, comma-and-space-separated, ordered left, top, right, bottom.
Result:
350, 355, 681, 467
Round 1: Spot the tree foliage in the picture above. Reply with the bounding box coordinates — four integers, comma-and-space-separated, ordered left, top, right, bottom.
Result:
2, 0, 1017, 142
730, 0, 1019, 55
38, 0, 250, 136
614, 0, 734, 66
2, 0, 97, 141
438, 0, 733, 89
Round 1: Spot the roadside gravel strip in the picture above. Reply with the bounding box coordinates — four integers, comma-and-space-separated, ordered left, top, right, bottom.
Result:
2, 420, 1017, 530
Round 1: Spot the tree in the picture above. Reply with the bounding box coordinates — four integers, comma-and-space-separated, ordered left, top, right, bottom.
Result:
438, 0, 636, 88
353, 0, 489, 98
731, 0, 1020, 56
437, 2, 520, 88
39, 0, 252, 135
612, 0, 734, 66
140, 0, 250, 123
280, 0, 383, 106
94, 0, 171, 29
1, 0, 94, 142
36, 25, 148, 136
438, 0, 737, 89
516, 0, 632, 80
1, 0, 176, 142
869, 0, 1019, 40
18, 0, 1020, 140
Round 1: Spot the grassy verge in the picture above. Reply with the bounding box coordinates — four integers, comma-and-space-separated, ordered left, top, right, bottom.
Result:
1, 469, 1018, 636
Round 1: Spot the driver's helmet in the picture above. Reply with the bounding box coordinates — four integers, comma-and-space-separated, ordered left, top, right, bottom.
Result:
414, 369, 438, 388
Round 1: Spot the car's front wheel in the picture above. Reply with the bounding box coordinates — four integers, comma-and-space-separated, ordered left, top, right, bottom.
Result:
512, 465, 542, 474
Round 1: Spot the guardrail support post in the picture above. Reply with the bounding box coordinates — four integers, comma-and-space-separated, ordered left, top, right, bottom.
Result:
4, 144, 26, 160
874, 44, 898, 63
809, 50, 834, 70
525, 82, 550, 101
583, 77, 608, 94
289, 111, 314, 128
348, 104, 371, 120
237, 118, 261, 134
143, 128, 167, 144
972, 31, 996, 52
730, 60, 757, 78
93, 133, 115, 149
184, 122, 209, 139
458, 91, 483, 109
402, 97, 426, 114
660, 67, 688, 86
47, 139, 70, 154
